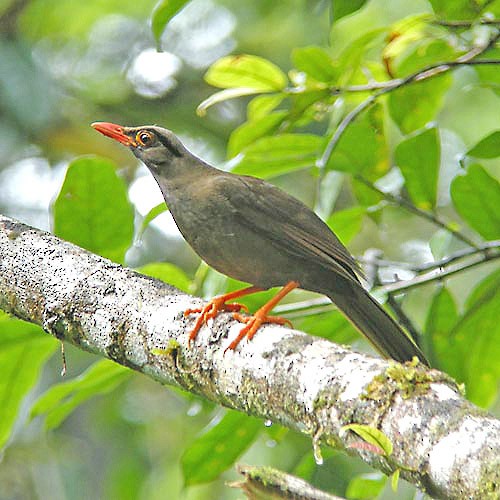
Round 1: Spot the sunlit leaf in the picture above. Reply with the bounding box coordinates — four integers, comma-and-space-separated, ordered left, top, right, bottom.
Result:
450, 164, 500, 240
151, 0, 190, 43
389, 40, 455, 133
292, 46, 338, 83
467, 131, 500, 159
205, 55, 287, 91
181, 410, 261, 485
53, 156, 134, 263
0, 318, 57, 449
247, 94, 285, 121
197, 88, 265, 116
391, 469, 400, 492
231, 134, 322, 178
31, 360, 131, 429
395, 126, 440, 209
138, 262, 191, 293
227, 111, 287, 158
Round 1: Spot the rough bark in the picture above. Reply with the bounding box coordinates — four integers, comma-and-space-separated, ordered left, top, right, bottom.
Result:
0, 215, 498, 500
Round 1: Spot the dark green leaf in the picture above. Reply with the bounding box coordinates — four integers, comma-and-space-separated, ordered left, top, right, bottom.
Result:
205, 55, 287, 91
295, 310, 358, 345
327, 206, 366, 244
227, 111, 287, 158
395, 127, 440, 210
0, 318, 57, 449
428, 0, 478, 20
151, 0, 190, 44
232, 134, 323, 178
425, 287, 461, 375
332, 0, 368, 20
467, 131, 500, 159
346, 472, 386, 499
451, 164, 500, 240
452, 270, 500, 407
31, 360, 131, 429
138, 262, 191, 293
53, 156, 134, 263
292, 46, 338, 83
181, 410, 261, 485
327, 103, 389, 175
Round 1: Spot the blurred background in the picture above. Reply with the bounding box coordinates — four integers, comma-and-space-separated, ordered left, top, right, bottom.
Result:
0, 0, 499, 499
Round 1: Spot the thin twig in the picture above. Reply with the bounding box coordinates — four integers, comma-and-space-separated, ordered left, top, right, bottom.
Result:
434, 18, 500, 28
317, 29, 500, 170
274, 241, 500, 316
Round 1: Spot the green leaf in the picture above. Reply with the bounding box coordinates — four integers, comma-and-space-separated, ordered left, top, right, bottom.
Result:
453, 270, 500, 407
31, 360, 131, 429
395, 127, 440, 210
53, 156, 134, 263
231, 134, 323, 179
291, 46, 338, 83
467, 131, 500, 159
295, 310, 358, 345
391, 469, 400, 492
205, 55, 287, 91
475, 48, 500, 97
327, 206, 366, 245
197, 88, 266, 116
151, 0, 190, 44
181, 410, 261, 486
425, 287, 461, 375
0, 318, 57, 449
139, 202, 168, 237
428, 0, 479, 20
332, 0, 368, 20
451, 164, 500, 240
247, 94, 285, 121
327, 103, 389, 176
346, 472, 386, 499
388, 40, 455, 133
227, 111, 287, 158
340, 424, 393, 456
138, 262, 191, 293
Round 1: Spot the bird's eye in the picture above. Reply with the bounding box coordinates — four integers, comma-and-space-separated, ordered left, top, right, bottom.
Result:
136, 130, 154, 147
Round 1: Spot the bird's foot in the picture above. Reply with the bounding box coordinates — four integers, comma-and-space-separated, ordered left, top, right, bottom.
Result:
185, 297, 248, 345
225, 311, 292, 352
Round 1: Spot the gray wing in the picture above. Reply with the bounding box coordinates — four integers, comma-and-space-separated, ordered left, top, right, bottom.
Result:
217, 173, 363, 284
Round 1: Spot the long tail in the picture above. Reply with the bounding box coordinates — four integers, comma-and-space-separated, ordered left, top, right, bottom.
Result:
328, 282, 429, 365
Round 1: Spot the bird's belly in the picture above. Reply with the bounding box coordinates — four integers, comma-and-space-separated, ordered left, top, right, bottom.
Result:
171, 209, 297, 288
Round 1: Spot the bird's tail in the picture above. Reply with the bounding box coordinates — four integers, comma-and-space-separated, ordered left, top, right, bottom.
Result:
328, 283, 429, 365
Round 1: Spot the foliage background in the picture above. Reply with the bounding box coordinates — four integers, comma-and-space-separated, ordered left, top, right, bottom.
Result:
0, 0, 499, 498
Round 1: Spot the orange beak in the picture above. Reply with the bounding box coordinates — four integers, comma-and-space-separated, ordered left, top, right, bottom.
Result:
91, 122, 136, 146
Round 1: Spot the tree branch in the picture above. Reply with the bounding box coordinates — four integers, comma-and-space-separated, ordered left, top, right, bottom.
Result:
0, 215, 499, 500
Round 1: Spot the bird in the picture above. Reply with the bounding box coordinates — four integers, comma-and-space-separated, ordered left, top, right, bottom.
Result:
91, 122, 428, 365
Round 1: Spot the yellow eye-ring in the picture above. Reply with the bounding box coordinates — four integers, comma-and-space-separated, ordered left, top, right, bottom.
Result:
136, 130, 154, 146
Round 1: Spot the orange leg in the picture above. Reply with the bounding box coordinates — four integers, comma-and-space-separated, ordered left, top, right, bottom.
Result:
185, 285, 262, 344
226, 280, 299, 352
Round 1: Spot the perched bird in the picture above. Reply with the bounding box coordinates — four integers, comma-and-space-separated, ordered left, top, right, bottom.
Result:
92, 122, 428, 364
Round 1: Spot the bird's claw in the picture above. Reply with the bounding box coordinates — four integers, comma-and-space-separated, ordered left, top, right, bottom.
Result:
185, 298, 248, 345
224, 312, 292, 353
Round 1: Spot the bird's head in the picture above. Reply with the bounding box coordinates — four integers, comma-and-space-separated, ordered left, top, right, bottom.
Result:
91, 122, 186, 172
